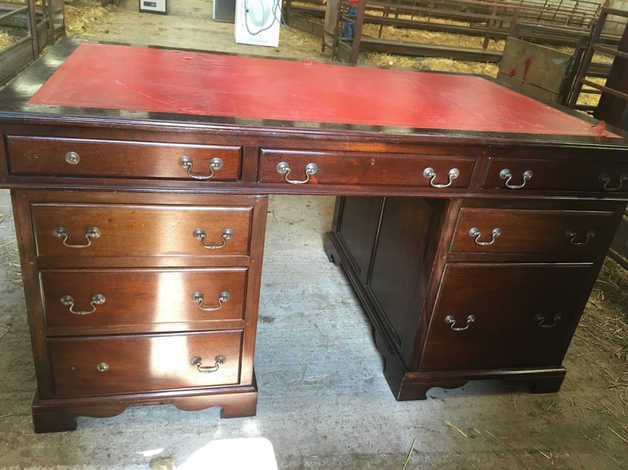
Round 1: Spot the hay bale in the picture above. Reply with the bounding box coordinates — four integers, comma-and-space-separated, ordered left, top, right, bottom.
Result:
0, 30, 20, 51
64, 0, 113, 38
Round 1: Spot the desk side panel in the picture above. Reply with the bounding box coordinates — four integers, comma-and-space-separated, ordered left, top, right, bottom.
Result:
0, 133, 8, 183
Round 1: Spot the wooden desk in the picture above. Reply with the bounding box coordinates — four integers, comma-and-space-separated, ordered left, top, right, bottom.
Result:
1, 40, 627, 433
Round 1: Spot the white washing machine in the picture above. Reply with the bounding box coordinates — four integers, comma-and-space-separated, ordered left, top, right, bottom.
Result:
235, 0, 281, 47
139, 0, 167, 14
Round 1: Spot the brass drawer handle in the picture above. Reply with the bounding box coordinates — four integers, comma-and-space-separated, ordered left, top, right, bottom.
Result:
468, 227, 502, 246
192, 291, 230, 311
499, 169, 533, 189
60, 293, 106, 315
193, 228, 233, 249
445, 314, 475, 331
64, 151, 80, 165
96, 362, 109, 373
53, 226, 101, 248
191, 355, 225, 373
598, 173, 627, 192
565, 229, 596, 246
535, 313, 561, 328
423, 167, 459, 188
180, 156, 223, 180
276, 161, 319, 184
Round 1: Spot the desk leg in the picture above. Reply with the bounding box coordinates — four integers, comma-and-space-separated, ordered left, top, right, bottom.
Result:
32, 394, 77, 433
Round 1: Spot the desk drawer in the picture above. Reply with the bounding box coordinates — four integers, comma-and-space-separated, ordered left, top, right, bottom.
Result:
421, 264, 592, 370
49, 331, 243, 396
484, 156, 627, 193
41, 268, 247, 333
451, 207, 618, 259
7, 136, 242, 181
259, 149, 476, 188
32, 203, 252, 258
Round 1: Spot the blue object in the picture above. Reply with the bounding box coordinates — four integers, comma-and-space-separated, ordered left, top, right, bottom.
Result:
343, 6, 358, 39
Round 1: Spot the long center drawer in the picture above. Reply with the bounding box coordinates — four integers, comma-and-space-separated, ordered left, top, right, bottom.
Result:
259, 149, 477, 188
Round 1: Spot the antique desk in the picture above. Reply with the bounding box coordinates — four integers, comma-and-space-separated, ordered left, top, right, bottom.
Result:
1, 40, 627, 433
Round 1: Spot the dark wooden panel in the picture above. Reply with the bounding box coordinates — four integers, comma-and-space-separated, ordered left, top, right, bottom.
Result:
0, 37, 33, 86
451, 208, 618, 259
337, 197, 383, 283
31, 203, 252, 258
7, 136, 242, 180
49, 331, 243, 396
259, 149, 476, 188
41, 268, 248, 332
370, 198, 438, 353
421, 263, 594, 370
497, 38, 572, 103
609, 209, 628, 268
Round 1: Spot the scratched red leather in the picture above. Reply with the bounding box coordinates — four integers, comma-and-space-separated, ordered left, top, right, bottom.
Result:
30, 43, 618, 137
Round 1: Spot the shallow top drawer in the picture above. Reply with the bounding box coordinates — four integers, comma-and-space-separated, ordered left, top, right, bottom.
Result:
32, 203, 252, 258
451, 207, 619, 259
259, 149, 476, 189
6, 136, 242, 181
484, 155, 628, 193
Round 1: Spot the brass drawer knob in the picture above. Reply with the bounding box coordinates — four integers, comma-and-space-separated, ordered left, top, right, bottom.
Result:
469, 227, 502, 246
64, 151, 80, 165
445, 314, 475, 332
53, 226, 101, 249
565, 229, 596, 247
193, 228, 233, 249
96, 362, 110, 373
499, 169, 533, 189
598, 173, 627, 192
192, 291, 230, 311
276, 161, 318, 184
60, 293, 106, 316
423, 167, 459, 188
180, 156, 223, 180
535, 313, 562, 328
191, 355, 225, 373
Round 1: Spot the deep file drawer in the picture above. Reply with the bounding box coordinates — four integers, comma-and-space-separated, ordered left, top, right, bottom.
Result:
420, 263, 594, 370
49, 331, 244, 396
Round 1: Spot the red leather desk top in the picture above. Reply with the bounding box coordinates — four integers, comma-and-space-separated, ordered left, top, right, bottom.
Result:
29, 43, 616, 137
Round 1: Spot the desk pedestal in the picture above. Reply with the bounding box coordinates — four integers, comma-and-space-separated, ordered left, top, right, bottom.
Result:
324, 196, 622, 399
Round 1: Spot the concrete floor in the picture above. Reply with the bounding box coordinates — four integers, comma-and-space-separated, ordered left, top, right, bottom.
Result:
1, 2, 627, 468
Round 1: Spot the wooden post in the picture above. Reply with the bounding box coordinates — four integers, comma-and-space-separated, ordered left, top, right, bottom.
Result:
537, 0, 549, 23
596, 20, 628, 125
46, 0, 54, 38
285, 0, 293, 25
567, 9, 607, 108
27, 0, 39, 58
349, 0, 366, 64
551, 0, 564, 22
483, 0, 498, 50
510, 9, 520, 38
567, 1, 579, 26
